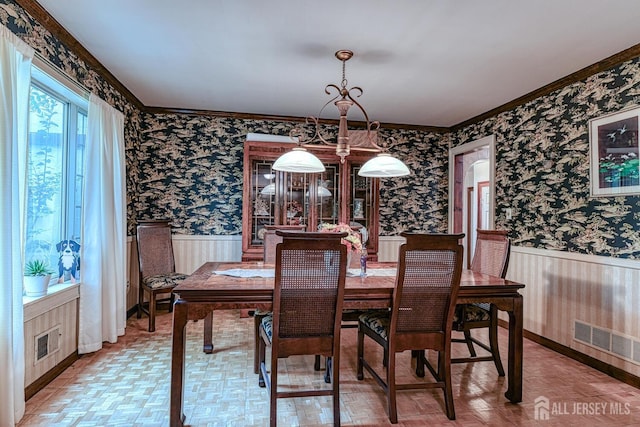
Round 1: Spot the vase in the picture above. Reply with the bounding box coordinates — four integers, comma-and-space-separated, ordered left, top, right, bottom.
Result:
346, 251, 361, 269
24, 274, 51, 297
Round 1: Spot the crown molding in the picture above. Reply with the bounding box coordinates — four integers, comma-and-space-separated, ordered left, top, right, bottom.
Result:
450, 42, 640, 132
15, 0, 144, 110
15, 1, 640, 134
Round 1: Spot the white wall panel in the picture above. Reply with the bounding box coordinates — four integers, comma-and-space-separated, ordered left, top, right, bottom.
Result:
126, 235, 243, 309
507, 246, 640, 376
24, 298, 78, 386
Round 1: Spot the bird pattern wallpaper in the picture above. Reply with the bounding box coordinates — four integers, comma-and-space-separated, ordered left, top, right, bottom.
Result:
136, 114, 450, 237
2, 0, 638, 260
453, 59, 640, 259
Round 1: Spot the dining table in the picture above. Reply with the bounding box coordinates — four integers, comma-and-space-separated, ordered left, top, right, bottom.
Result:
169, 261, 525, 427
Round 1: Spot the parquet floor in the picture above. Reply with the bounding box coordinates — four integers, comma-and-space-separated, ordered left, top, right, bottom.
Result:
18, 310, 640, 426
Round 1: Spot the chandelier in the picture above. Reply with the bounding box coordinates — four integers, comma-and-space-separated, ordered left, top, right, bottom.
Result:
272, 50, 410, 177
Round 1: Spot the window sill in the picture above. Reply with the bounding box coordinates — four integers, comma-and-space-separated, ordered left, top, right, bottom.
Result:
23, 281, 80, 322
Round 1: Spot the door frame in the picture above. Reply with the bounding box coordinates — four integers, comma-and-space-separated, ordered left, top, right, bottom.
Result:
448, 135, 496, 257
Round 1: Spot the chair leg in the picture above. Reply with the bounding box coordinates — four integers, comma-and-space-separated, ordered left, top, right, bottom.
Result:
258, 332, 266, 388
489, 306, 505, 376
148, 292, 156, 332
168, 291, 175, 313
387, 350, 398, 424
356, 328, 364, 380
254, 313, 267, 374
415, 349, 425, 377
440, 350, 456, 420
324, 357, 332, 384
137, 285, 143, 319
463, 330, 477, 357
314, 355, 321, 371
269, 347, 278, 427
332, 355, 340, 427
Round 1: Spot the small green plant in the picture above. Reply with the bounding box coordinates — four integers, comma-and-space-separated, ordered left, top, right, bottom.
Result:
24, 259, 53, 276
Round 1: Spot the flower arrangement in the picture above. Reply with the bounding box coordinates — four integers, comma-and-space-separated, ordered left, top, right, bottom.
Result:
286, 200, 303, 217
319, 222, 364, 253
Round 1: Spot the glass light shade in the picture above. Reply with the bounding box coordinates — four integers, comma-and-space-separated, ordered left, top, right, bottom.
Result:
358, 153, 410, 177
317, 186, 332, 197
260, 183, 276, 196
306, 186, 332, 197
272, 147, 325, 173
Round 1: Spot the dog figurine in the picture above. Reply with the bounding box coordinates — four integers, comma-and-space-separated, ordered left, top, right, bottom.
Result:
56, 240, 80, 283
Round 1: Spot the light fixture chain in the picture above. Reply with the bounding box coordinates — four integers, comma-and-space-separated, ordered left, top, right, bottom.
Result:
341, 59, 347, 89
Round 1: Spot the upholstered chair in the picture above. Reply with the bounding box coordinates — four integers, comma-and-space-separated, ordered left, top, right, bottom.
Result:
136, 220, 188, 332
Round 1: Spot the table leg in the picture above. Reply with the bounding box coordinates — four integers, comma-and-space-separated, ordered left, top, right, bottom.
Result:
505, 295, 523, 403
170, 299, 188, 427
203, 311, 213, 354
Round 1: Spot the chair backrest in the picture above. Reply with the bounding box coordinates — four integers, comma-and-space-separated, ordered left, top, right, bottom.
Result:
470, 229, 510, 278
272, 231, 347, 353
392, 233, 464, 341
137, 220, 176, 279
263, 225, 306, 263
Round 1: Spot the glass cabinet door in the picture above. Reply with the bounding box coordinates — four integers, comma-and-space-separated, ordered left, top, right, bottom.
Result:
312, 164, 340, 229
281, 172, 310, 228
351, 164, 374, 250
250, 159, 276, 245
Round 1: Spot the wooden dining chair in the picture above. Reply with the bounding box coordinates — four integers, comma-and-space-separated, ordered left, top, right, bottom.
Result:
451, 229, 510, 376
357, 232, 464, 423
257, 230, 348, 427
136, 220, 188, 332
252, 225, 307, 374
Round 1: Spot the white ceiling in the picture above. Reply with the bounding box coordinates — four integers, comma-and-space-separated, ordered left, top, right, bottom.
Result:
36, 0, 640, 127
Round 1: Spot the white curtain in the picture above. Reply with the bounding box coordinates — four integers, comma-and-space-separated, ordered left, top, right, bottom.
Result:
0, 25, 34, 426
79, 93, 126, 353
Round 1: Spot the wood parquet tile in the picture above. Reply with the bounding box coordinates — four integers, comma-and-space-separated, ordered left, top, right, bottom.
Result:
17, 310, 640, 426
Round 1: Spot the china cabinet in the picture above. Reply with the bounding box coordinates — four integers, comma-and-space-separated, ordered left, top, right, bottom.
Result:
242, 139, 380, 261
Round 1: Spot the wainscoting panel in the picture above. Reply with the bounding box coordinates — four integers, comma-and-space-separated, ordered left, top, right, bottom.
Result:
506, 246, 640, 377
172, 235, 243, 274
125, 235, 640, 378
23, 297, 78, 387
378, 236, 405, 262
126, 235, 243, 310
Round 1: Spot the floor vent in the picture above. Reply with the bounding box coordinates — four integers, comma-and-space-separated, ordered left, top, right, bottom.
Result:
35, 325, 61, 364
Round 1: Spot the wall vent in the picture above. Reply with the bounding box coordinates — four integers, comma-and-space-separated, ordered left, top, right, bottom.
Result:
34, 325, 61, 364
574, 320, 640, 366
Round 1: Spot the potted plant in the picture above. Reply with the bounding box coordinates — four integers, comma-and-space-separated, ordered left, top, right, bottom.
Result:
24, 259, 53, 297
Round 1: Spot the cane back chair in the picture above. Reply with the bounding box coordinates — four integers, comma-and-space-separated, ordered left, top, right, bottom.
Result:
257, 230, 348, 427
357, 232, 464, 423
451, 229, 510, 375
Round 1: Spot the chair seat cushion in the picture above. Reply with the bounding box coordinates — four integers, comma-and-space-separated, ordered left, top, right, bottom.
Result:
143, 273, 188, 290
359, 310, 391, 340
261, 314, 273, 342
452, 303, 491, 323
254, 309, 271, 316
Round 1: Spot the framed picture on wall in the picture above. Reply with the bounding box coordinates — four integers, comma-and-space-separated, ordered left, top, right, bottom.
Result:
589, 107, 640, 196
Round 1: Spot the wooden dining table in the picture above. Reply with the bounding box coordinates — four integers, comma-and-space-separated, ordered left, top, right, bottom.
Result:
169, 261, 525, 427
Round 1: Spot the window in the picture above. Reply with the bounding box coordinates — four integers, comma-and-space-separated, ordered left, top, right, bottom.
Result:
24, 64, 88, 281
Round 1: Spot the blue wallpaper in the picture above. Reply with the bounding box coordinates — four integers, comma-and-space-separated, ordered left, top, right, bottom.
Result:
3, 0, 638, 259
453, 60, 640, 259
136, 113, 449, 235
